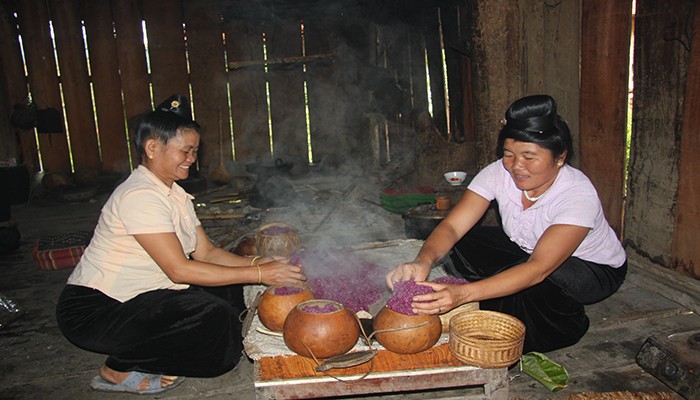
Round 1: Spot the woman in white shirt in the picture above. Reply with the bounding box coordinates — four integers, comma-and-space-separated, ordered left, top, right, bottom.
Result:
386, 95, 627, 353
56, 95, 307, 394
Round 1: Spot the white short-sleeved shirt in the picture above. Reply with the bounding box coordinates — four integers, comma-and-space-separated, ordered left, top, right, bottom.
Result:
67, 165, 201, 302
467, 160, 626, 268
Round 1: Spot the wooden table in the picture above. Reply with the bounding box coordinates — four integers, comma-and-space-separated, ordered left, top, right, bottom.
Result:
254, 343, 508, 399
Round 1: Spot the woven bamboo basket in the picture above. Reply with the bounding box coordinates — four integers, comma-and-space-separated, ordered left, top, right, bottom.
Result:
448, 310, 525, 368
255, 223, 301, 257
439, 302, 479, 333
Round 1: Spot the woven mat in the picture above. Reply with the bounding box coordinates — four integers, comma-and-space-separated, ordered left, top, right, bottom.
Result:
564, 392, 677, 400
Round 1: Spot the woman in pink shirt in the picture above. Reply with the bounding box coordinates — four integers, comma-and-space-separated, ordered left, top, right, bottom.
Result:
56, 95, 307, 395
387, 95, 627, 354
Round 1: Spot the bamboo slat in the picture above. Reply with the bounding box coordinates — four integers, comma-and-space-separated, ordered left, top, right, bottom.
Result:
50, 0, 100, 173
303, 13, 354, 165
225, 20, 270, 162
184, 0, 230, 170
82, 0, 131, 173
15, 0, 71, 174
112, 0, 152, 167
266, 18, 308, 160
142, 1, 190, 108
423, 7, 448, 138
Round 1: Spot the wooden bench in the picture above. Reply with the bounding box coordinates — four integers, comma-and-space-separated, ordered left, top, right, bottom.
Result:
254, 343, 508, 399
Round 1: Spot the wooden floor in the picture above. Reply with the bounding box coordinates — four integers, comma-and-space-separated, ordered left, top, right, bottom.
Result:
0, 172, 697, 400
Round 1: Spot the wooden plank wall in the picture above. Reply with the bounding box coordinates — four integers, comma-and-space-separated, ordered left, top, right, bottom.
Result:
579, 0, 632, 236
0, 0, 470, 182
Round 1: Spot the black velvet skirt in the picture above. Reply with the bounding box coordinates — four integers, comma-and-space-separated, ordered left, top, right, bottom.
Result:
55, 283, 244, 377
444, 226, 627, 353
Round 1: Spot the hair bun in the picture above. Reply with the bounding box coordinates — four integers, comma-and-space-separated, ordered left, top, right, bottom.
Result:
504, 94, 557, 133
155, 94, 192, 121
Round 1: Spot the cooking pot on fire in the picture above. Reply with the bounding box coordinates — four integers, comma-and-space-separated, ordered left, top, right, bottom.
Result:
402, 204, 448, 240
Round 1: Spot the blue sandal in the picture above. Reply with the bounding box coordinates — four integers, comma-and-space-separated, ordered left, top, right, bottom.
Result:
90, 371, 185, 394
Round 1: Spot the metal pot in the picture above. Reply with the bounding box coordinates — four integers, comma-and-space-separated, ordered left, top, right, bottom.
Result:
402, 204, 448, 240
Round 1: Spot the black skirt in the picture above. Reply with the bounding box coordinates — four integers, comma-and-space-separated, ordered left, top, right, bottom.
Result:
55, 283, 244, 377
444, 225, 627, 353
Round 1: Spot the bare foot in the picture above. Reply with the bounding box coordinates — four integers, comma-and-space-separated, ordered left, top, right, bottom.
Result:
99, 365, 178, 390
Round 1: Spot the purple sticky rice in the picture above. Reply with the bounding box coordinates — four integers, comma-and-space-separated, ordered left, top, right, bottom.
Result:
302, 303, 338, 313
291, 247, 387, 313
386, 279, 434, 316
273, 286, 304, 295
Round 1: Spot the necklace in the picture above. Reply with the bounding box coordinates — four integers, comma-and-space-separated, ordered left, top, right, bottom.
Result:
523, 188, 549, 202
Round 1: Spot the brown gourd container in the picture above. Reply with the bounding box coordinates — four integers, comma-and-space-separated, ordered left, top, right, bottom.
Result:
255, 222, 301, 258
257, 285, 314, 332
372, 306, 442, 354
283, 300, 360, 359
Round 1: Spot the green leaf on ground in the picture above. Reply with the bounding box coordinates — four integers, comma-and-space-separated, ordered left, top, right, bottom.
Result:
520, 351, 569, 392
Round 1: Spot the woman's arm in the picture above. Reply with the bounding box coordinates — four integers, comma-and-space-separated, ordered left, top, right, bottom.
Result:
412, 223, 590, 314
134, 229, 306, 287
386, 190, 491, 287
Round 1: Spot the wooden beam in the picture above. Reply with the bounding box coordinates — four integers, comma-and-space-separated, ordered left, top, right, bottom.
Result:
228, 52, 334, 70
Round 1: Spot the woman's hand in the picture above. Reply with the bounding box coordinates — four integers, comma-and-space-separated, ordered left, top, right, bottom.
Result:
258, 259, 306, 286
410, 281, 465, 315
385, 261, 431, 289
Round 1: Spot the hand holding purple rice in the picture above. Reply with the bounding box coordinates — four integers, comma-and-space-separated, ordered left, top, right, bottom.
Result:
410, 281, 463, 315
385, 261, 431, 289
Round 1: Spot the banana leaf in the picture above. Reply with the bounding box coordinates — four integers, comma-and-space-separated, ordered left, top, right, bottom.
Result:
520, 352, 569, 392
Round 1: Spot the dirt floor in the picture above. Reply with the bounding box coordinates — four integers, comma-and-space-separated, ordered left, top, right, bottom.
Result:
1, 171, 698, 400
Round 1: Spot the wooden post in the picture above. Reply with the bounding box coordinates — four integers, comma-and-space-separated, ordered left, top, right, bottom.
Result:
470, 0, 523, 170
672, 3, 700, 279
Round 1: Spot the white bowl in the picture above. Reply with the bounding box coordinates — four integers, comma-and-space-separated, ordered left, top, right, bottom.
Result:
444, 171, 467, 186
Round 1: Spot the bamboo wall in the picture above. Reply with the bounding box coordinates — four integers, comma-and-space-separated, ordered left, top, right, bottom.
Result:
0, 0, 472, 182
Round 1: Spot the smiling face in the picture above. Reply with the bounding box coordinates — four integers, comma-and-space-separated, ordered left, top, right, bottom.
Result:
144, 128, 200, 187
501, 138, 565, 198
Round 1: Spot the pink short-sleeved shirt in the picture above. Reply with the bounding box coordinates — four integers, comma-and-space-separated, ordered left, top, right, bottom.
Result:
67, 165, 201, 302
467, 160, 626, 268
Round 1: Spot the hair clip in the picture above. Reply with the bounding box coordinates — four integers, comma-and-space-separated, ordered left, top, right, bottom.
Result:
160, 100, 180, 113
500, 118, 507, 126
